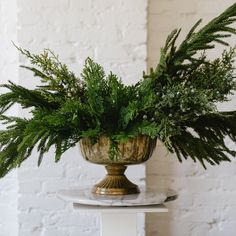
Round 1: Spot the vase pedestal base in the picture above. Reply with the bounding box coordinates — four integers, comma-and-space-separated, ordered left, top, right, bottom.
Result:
92, 165, 140, 195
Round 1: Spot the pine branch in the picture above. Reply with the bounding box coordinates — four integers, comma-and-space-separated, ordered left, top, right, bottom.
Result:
170, 130, 233, 168
14, 44, 85, 98
0, 4, 236, 176
81, 57, 106, 117
154, 3, 236, 79
0, 81, 60, 113
169, 111, 236, 168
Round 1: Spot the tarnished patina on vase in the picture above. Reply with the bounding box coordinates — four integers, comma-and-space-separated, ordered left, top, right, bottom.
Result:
79, 135, 156, 195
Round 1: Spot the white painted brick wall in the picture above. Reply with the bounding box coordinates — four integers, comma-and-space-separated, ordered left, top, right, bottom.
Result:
147, 1, 236, 236
16, 0, 147, 236
0, 0, 19, 236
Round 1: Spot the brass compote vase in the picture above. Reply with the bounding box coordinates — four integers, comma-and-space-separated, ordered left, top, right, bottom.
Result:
79, 136, 156, 195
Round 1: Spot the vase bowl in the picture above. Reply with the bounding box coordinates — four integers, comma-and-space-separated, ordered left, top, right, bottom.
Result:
79, 135, 156, 195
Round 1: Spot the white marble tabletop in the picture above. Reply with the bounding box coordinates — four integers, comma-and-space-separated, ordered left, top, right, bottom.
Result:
58, 186, 177, 207
72, 203, 168, 213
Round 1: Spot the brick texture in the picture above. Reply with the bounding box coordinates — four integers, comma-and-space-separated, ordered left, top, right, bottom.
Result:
0, 0, 19, 236
147, 1, 236, 236
2, 1, 234, 236
0, 0, 148, 236
17, 0, 147, 236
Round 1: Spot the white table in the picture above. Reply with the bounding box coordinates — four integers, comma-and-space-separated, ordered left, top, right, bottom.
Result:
58, 187, 177, 236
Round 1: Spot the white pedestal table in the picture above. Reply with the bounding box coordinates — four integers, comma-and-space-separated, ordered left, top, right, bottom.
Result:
58, 187, 177, 236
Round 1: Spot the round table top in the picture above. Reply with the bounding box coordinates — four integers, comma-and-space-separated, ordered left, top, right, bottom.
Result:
58, 186, 177, 207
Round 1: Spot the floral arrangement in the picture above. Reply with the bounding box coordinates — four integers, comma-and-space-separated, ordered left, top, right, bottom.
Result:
1, 4, 236, 177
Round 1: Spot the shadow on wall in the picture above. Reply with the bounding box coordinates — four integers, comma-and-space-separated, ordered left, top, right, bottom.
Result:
146, 141, 197, 236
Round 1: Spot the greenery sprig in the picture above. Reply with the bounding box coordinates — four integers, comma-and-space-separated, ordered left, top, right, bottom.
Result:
1, 3, 236, 176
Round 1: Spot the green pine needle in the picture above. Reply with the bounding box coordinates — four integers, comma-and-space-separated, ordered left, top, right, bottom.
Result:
1, 4, 236, 176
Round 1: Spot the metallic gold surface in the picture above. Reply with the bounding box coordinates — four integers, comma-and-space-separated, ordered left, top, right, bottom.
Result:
79, 135, 156, 165
92, 165, 140, 195
79, 135, 157, 195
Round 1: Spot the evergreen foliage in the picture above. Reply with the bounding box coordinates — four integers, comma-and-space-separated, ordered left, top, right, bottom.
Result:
1, 4, 236, 176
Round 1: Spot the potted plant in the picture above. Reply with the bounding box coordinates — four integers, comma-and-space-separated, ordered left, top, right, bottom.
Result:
1, 4, 236, 195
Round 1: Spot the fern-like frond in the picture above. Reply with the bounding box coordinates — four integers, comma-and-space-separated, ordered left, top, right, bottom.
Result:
169, 111, 236, 168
